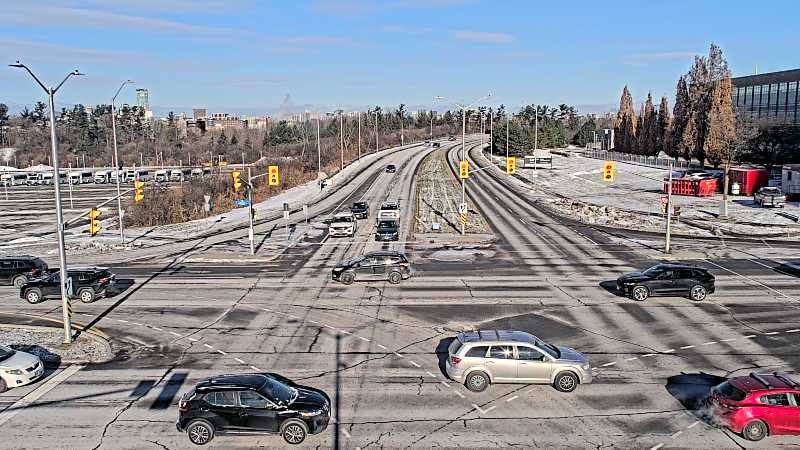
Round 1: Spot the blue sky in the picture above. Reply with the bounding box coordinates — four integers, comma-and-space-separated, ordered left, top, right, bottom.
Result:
1, 0, 797, 117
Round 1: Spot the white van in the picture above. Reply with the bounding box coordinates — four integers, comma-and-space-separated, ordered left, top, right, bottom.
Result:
69, 170, 94, 184
41, 172, 54, 185
125, 169, 151, 182
1, 174, 26, 186
154, 170, 169, 182
94, 170, 110, 184
25, 174, 42, 186
169, 169, 184, 182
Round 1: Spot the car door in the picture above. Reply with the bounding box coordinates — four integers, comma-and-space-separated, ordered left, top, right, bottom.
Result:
0, 260, 13, 283
673, 269, 695, 293
238, 390, 280, 432
207, 390, 244, 431
356, 258, 376, 281
42, 273, 61, 298
486, 345, 517, 381
372, 255, 388, 280
515, 345, 553, 383
759, 393, 793, 433
788, 392, 800, 433
650, 269, 674, 294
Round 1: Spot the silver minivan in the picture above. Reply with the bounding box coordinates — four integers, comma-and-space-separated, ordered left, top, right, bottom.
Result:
446, 330, 592, 393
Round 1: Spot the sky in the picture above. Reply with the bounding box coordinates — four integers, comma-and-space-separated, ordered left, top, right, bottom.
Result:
1, 0, 797, 117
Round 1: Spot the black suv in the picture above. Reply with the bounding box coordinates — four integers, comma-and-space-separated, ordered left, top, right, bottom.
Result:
350, 201, 369, 219
20, 267, 115, 304
177, 373, 330, 446
616, 263, 715, 301
385, 164, 397, 173
0, 256, 48, 288
332, 250, 411, 284
375, 219, 400, 241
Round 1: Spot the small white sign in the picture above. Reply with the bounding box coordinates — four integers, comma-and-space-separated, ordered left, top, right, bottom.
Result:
283, 211, 290, 221
458, 203, 468, 214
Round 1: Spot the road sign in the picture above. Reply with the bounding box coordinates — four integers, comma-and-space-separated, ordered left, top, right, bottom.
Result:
660, 195, 668, 204
459, 212, 467, 225
602, 160, 615, 182
204, 195, 211, 212
65, 277, 73, 297
283, 211, 290, 221
234, 199, 250, 207
458, 203, 467, 214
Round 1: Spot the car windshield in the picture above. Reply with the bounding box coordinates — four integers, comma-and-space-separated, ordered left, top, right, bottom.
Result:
334, 216, 353, 223
536, 340, 560, 359
260, 375, 298, 406
0, 345, 15, 362
381, 204, 398, 210
761, 188, 781, 194
377, 221, 397, 228
353, 202, 367, 209
643, 266, 665, 278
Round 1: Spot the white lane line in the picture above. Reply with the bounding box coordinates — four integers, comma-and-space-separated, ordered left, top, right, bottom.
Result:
235, 358, 246, 364
702, 341, 718, 346
151, 326, 163, 331
357, 336, 370, 342
687, 420, 701, 429
472, 404, 496, 415
601, 362, 616, 367
169, 331, 182, 337
339, 330, 351, 335
721, 338, 736, 342
642, 353, 656, 357
744, 334, 757, 339
188, 337, 199, 342
425, 371, 437, 378
131, 322, 144, 326
506, 395, 519, 402
309, 320, 320, 325
439, 381, 449, 388
0, 364, 84, 427
786, 329, 800, 333
662, 349, 675, 353
764, 331, 779, 335
250, 366, 261, 371
409, 361, 421, 368
203, 344, 214, 349
680, 345, 695, 349
393, 352, 404, 358
217, 350, 227, 356
377, 344, 387, 350
671, 430, 683, 439
705, 259, 796, 300
454, 391, 465, 398
116, 319, 129, 323
127, 337, 149, 347
650, 444, 664, 450
624, 357, 639, 361
261, 308, 272, 312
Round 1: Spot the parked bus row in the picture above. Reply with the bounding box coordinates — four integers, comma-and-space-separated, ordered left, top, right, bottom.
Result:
1, 167, 211, 187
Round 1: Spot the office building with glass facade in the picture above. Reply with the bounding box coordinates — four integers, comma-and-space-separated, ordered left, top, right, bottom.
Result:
732, 69, 800, 125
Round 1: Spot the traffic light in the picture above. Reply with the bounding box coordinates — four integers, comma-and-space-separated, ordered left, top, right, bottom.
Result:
506, 156, 516, 175
268, 165, 280, 186
231, 170, 242, 192
602, 160, 615, 182
134, 180, 145, 202
459, 160, 469, 179
88, 208, 101, 236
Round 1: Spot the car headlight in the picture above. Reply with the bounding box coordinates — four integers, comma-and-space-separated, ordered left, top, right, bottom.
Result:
299, 409, 323, 417
3, 368, 24, 375
582, 364, 591, 371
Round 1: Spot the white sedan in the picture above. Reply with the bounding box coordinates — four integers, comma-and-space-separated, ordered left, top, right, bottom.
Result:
0, 345, 44, 392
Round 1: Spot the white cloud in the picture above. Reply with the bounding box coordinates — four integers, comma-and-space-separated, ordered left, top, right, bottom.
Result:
382, 25, 433, 34
453, 31, 513, 44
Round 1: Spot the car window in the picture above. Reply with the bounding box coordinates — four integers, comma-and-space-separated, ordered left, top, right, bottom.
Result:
464, 346, 489, 358
489, 345, 513, 359
359, 258, 374, 268
676, 269, 694, 279
792, 393, 800, 406
760, 393, 791, 406
0, 261, 13, 269
209, 390, 238, 407
516, 346, 545, 361
239, 390, 271, 408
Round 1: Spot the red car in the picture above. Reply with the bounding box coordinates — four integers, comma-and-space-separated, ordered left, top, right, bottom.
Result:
706, 372, 800, 441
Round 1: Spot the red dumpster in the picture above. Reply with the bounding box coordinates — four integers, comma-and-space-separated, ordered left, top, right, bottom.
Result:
662, 178, 717, 197
728, 167, 768, 195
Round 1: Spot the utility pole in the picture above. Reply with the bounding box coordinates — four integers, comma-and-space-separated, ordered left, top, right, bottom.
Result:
400, 109, 404, 146
247, 166, 255, 256
316, 116, 321, 178
534, 104, 539, 151
506, 114, 509, 161
430, 111, 434, 141
357, 112, 361, 161
374, 111, 379, 153
461, 108, 466, 235
111, 79, 133, 244
665, 160, 673, 254
339, 112, 344, 171
10, 61, 82, 344
489, 110, 493, 157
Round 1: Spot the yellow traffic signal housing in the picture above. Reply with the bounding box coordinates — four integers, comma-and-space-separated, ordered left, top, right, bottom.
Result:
459, 160, 469, 179
89, 208, 101, 236
268, 165, 280, 186
602, 160, 615, 182
506, 156, 516, 175
231, 170, 242, 192
134, 180, 145, 202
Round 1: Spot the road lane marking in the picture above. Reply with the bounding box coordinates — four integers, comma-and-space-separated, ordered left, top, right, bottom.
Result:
339, 330, 351, 335
425, 371, 437, 378
705, 259, 796, 300
687, 420, 701, 429
786, 329, 800, 333
454, 391, 465, 398
650, 444, 664, 450
203, 344, 214, 349
250, 366, 261, 371
506, 395, 519, 402
721, 338, 736, 342
601, 362, 616, 367
357, 336, 370, 342
671, 430, 683, 439
393, 352, 404, 358
151, 326, 163, 331
764, 331, 779, 335
235, 358, 245, 364
662, 349, 675, 353
169, 331, 182, 337
116, 319, 129, 323
309, 320, 319, 324
377, 344, 387, 350
188, 337, 199, 342
624, 357, 638, 361
217, 350, 227, 356
744, 335, 757, 338
439, 381, 449, 388
409, 361, 421, 368
680, 345, 695, 349
472, 404, 496, 415
0, 364, 84, 427
642, 353, 656, 357
701, 341, 717, 346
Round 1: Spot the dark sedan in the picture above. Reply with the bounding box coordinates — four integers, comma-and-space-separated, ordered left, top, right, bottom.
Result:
616, 263, 715, 301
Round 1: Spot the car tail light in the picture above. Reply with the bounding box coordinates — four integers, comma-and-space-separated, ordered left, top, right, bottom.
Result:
450, 356, 461, 365
98, 277, 107, 284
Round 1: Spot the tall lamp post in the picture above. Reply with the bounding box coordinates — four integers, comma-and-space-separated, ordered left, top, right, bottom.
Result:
10, 61, 83, 344
111, 80, 134, 244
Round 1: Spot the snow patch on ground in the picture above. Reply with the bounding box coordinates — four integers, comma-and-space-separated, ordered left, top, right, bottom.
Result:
429, 249, 496, 262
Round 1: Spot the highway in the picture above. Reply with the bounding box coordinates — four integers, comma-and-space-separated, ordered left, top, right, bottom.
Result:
0, 139, 799, 449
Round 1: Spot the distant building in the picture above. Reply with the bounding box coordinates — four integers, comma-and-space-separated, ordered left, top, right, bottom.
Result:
209, 113, 244, 130
732, 68, 799, 125
136, 89, 150, 111
192, 108, 207, 120
245, 116, 269, 129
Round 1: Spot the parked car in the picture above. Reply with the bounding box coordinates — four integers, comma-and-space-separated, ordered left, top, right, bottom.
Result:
705, 372, 800, 441
375, 219, 399, 241
377, 201, 400, 221
0, 345, 43, 392
445, 330, 592, 393
385, 164, 397, 173
328, 211, 357, 237
331, 251, 411, 285
350, 201, 369, 220
753, 187, 786, 208
0, 256, 48, 288
616, 263, 715, 301
20, 267, 115, 304
177, 373, 330, 446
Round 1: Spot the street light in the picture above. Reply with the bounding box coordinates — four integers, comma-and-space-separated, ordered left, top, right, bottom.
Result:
436, 93, 492, 235
9, 61, 83, 344
111, 80, 134, 244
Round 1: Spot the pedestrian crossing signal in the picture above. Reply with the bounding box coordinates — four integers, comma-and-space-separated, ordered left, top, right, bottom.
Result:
231, 170, 243, 192
88, 208, 101, 236
134, 180, 145, 202
602, 161, 615, 182
459, 160, 469, 179
506, 157, 516, 175
268, 165, 280, 186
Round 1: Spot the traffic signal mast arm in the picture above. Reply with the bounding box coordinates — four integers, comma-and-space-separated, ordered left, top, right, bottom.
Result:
64, 186, 137, 226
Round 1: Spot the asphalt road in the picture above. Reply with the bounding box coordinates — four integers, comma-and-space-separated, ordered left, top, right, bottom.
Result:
0, 138, 799, 449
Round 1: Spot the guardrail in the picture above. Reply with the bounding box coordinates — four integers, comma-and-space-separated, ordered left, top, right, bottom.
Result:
579, 149, 703, 171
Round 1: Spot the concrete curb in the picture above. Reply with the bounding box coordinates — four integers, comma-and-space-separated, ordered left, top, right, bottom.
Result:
0, 322, 114, 364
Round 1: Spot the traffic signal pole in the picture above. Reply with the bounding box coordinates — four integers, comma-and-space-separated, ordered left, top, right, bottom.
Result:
247, 166, 255, 256
665, 161, 673, 254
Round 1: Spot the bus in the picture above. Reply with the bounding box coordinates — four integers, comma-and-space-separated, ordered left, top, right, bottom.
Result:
69, 170, 94, 184
1, 173, 26, 186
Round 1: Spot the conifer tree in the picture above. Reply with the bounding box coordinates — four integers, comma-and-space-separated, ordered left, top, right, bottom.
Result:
655, 96, 671, 157
670, 76, 692, 160
613, 86, 637, 153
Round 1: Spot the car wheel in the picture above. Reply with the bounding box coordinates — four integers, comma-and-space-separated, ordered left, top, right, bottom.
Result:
281, 419, 308, 445
340, 272, 355, 285
12, 275, 27, 289
631, 285, 649, 301
78, 288, 96, 303
25, 288, 43, 304
388, 271, 402, 284
187, 419, 214, 445
742, 419, 768, 441
0, 378, 7, 393
554, 371, 579, 393
689, 285, 707, 301
465, 371, 489, 392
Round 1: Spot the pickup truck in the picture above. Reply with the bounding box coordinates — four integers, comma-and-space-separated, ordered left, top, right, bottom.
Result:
753, 187, 786, 208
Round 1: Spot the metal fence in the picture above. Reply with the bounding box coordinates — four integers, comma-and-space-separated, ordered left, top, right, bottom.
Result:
580, 149, 702, 171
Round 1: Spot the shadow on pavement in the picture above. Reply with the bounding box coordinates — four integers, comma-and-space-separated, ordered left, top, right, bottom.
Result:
665, 371, 726, 420
108, 278, 135, 298
436, 337, 455, 378
150, 371, 188, 410
599, 280, 627, 298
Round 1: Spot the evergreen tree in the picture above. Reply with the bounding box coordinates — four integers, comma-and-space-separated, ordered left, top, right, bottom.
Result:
216, 130, 228, 150
33, 101, 47, 126
655, 96, 671, 157
686, 54, 710, 163
635, 93, 657, 156
613, 86, 637, 153
669, 76, 692, 160
573, 118, 596, 147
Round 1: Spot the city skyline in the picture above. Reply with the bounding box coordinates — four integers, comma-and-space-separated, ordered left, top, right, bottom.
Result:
1, 1, 797, 116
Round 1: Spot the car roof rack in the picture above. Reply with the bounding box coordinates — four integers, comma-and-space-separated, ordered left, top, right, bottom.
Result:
773, 372, 799, 388
749, 372, 772, 388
